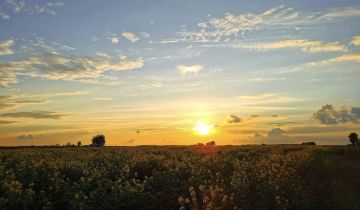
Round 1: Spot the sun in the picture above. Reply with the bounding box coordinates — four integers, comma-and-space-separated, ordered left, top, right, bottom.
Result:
194, 121, 213, 135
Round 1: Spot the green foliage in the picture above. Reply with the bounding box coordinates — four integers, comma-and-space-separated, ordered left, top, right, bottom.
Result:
0, 146, 359, 210
348, 132, 359, 146
91, 135, 105, 147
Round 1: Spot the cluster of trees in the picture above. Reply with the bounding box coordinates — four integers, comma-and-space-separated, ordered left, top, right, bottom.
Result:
301, 142, 316, 146
91, 134, 105, 147
60, 132, 358, 148
349, 132, 359, 146
196, 141, 216, 146
62, 135, 106, 148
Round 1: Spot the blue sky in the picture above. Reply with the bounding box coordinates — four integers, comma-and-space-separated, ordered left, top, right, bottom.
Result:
0, 0, 359, 145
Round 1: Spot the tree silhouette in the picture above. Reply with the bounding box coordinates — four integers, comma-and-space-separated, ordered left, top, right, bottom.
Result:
348, 132, 358, 146
91, 135, 105, 147
77, 141, 81, 147
206, 141, 215, 146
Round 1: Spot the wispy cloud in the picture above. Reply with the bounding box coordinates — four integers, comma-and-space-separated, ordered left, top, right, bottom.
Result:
0, 39, 14, 56
235, 39, 345, 53
4, 0, 64, 17
239, 93, 277, 100
13, 100, 48, 104
25, 91, 90, 98
93, 97, 113, 101
140, 32, 150, 39
169, 6, 360, 43
1, 110, 68, 119
0, 120, 17, 124
282, 52, 360, 73
95, 51, 111, 59
0, 11, 10, 20
122, 32, 140, 43
16, 134, 43, 140
177, 65, 204, 75
330, 52, 360, 62
0, 95, 48, 110
351, 35, 360, 46
0, 49, 144, 86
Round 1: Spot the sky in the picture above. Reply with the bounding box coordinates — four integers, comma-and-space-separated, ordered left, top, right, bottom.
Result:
0, 0, 359, 146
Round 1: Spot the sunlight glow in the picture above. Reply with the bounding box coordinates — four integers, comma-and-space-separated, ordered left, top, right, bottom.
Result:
194, 121, 213, 135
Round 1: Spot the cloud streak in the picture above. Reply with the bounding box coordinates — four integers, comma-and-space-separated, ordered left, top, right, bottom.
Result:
281, 52, 360, 73
0, 120, 17, 124
0, 51, 144, 87
169, 6, 360, 43
235, 39, 345, 53
16, 134, 43, 140
0, 39, 14, 55
122, 32, 140, 43
1, 110, 68, 119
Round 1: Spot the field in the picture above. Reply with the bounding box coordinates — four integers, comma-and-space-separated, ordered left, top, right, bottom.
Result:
1, 145, 360, 210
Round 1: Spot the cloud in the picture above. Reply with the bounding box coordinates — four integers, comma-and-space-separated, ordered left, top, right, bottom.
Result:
268, 128, 286, 139
351, 36, 360, 46
0, 51, 144, 86
0, 120, 17, 124
250, 127, 311, 144
313, 104, 360, 125
239, 93, 277, 100
352, 107, 360, 118
95, 51, 111, 59
0, 110, 68, 119
0, 11, 10, 20
226, 114, 241, 123
16, 134, 43, 140
13, 100, 48, 104
5, 0, 64, 16
250, 128, 288, 142
0, 102, 15, 110
236, 39, 345, 53
0, 95, 48, 110
5, 0, 25, 13
140, 32, 150, 39
286, 125, 354, 134
126, 139, 135, 144
329, 52, 360, 62
122, 32, 140, 43
0, 39, 14, 56
281, 52, 360, 73
25, 91, 89, 98
91, 36, 98, 42
177, 65, 204, 75
110, 36, 119, 43
93, 97, 113, 101
174, 6, 360, 43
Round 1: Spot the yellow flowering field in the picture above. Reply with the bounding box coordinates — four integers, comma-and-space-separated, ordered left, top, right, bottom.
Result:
0, 145, 359, 210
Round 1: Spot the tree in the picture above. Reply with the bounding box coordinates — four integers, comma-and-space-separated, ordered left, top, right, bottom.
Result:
348, 132, 358, 146
77, 141, 81, 147
301, 142, 316, 146
91, 134, 105, 147
206, 141, 215, 146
